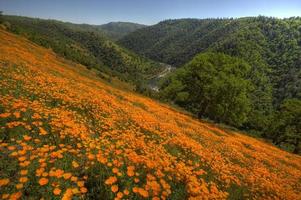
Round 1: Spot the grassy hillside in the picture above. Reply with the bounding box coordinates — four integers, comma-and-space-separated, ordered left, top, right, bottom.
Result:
1, 30, 301, 199
1, 15, 163, 86
98, 22, 147, 40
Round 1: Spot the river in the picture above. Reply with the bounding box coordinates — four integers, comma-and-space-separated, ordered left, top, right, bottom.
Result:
148, 65, 175, 91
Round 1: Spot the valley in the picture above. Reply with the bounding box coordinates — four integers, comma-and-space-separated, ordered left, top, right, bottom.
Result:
0, 9, 300, 200
148, 65, 175, 91
0, 28, 300, 200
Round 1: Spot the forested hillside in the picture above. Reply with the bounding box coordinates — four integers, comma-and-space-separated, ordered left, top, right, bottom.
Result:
1, 15, 163, 86
119, 17, 301, 101
120, 17, 301, 153
1, 29, 301, 200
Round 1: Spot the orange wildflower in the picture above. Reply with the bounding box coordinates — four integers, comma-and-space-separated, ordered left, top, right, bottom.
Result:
10, 192, 22, 200
10, 151, 18, 157
38, 178, 49, 186
63, 173, 72, 180
87, 153, 95, 160
117, 192, 123, 198
54, 169, 64, 178
23, 135, 32, 141
127, 170, 135, 177
105, 176, 117, 185
77, 181, 84, 187
42, 172, 49, 177
132, 187, 139, 193
19, 177, 28, 183
71, 188, 80, 194
0, 178, 10, 186
71, 176, 78, 182
80, 187, 88, 193
123, 189, 130, 195
0, 113, 10, 118
18, 156, 27, 162
62, 188, 73, 200
39, 127, 48, 135
111, 185, 118, 193
20, 170, 28, 175
112, 167, 119, 174
72, 161, 79, 168
19, 160, 30, 167
16, 183, 23, 189
53, 188, 61, 195
138, 188, 149, 198
8, 146, 16, 151
13, 111, 21, 118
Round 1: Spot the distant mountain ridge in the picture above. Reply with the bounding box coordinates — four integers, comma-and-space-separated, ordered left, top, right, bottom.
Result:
98, 22, 147, 40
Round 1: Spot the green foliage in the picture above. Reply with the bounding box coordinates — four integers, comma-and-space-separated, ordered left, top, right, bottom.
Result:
120, 17, 301, 104
160, 52, 253, 127
267, 99, 301, 154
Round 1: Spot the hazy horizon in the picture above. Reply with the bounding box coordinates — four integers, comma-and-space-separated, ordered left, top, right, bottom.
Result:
2, 13, 301, 26
1, 0, 300, 25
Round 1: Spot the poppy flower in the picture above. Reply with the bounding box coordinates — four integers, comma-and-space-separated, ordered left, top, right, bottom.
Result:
39, 178, 49, 186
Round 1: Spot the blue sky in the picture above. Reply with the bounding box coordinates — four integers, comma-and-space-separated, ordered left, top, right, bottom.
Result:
0, 0, 300, 25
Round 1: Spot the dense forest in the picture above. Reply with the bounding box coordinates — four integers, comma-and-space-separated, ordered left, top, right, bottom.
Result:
120, 17, 301, 153
120, 17, 301, 101
1, 15, 162, 86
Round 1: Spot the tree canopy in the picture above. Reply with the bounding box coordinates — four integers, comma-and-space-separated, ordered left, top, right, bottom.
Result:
268, 99, 301, 154
160, 52, 253, 127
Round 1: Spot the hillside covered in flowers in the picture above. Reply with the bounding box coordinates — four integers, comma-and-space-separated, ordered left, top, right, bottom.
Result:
0, 29, 301, 200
